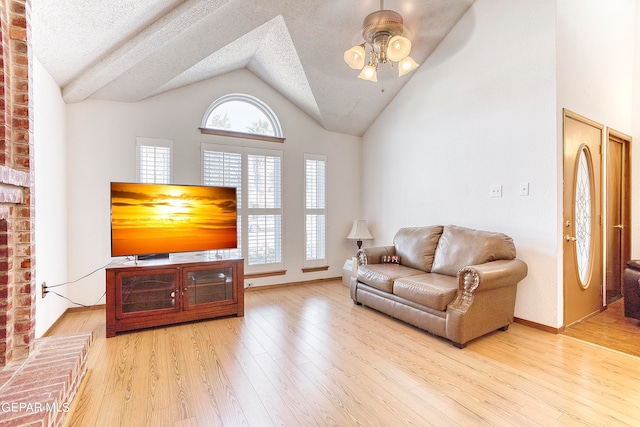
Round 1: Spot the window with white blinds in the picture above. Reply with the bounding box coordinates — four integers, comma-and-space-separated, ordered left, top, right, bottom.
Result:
304, 154, 327, 266
247, 154, 282, 266
136, 137, 173, 183
203, 150, 242, 260
202, 144, 283, 271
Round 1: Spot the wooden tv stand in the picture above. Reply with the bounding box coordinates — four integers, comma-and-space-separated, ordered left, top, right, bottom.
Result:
106, 258, 244, 337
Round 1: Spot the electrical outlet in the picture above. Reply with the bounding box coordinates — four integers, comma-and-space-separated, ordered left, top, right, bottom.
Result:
246, 282, 254, 288
490, 185, 502, 198
41, 282, 47, 299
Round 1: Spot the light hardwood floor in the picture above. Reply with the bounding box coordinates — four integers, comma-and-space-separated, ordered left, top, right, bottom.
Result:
48, 280, 640, 426
562, 298, 640, 358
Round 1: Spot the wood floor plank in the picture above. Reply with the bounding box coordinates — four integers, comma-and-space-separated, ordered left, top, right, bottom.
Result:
562, 298, 640, 357
47, 280, 640, 426
221, 341, 302, 426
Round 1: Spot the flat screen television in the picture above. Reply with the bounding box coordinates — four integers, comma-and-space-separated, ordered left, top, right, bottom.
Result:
110, 182, 237, 258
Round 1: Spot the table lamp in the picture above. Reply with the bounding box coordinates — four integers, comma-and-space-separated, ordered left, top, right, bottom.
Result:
346, 220, 373, 250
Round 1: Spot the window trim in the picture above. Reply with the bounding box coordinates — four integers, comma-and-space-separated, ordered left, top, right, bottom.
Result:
200, 93, 285, 143
303, 153, 327, 269
136, 137, 173, 183
201, 142, 285, 275
199, 127, 285, 143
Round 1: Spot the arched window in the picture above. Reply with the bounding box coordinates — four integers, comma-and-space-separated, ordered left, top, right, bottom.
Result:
200, 94, 284, 142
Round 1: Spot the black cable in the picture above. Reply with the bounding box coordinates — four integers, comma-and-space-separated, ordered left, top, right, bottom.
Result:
43, 259, 128, 306
46, 290, 106, 307
46, 260, 126, 289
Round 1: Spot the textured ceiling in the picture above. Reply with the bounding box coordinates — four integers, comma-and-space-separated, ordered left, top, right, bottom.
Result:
31, 0, 474, 136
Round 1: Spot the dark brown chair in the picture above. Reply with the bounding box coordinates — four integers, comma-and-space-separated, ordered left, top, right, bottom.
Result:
623, 260, 640, 320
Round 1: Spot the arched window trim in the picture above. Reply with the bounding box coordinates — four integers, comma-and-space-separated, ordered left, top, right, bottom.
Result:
199, 93, 285, 143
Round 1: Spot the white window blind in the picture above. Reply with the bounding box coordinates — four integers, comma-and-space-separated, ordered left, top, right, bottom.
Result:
247, 153, 282, 266
247, 154, 281, 208
203, 150, 242, 206
136, 138, 173, 184
304, 154, 326, 265
202, 149, 242, 260
202, 144, 283, 271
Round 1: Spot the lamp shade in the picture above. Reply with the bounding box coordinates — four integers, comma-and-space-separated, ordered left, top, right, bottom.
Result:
358, 64, 378, 82
398, 56, 419, 76
386, 35, 411, 62
347, 220, 373, 241
344, 45, 365, 69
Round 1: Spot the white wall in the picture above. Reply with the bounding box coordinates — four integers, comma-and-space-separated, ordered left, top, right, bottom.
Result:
33, 57, 69, 337
557, 0, 636, 133
66, 69, 361, 305
362, 0, 559, 326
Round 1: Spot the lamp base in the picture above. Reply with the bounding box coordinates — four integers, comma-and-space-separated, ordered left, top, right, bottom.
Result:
357, 240, 363, 249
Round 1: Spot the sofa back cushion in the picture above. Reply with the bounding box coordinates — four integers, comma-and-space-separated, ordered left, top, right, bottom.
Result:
431, 225, 516, 276
393, 226, 443, 272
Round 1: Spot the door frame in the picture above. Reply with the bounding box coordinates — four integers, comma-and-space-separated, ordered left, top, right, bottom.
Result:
605, 128, 632, 305
562, 109, 605, 328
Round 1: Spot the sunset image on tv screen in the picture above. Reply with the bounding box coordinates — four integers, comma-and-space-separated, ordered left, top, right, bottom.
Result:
111, 183, 237, 257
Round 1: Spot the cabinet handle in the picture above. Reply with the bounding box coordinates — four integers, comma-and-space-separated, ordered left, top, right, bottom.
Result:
170, 291, 175, 298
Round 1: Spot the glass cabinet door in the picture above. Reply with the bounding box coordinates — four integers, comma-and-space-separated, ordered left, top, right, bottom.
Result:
117, 270, 179, 317
185, 266, 234, 309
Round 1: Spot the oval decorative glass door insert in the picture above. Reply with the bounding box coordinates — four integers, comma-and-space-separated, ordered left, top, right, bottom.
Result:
574, 146, 593, 288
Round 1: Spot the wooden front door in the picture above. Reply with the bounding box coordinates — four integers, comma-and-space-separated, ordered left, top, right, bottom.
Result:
563, 109, 604, 327
605, 130, 631, 303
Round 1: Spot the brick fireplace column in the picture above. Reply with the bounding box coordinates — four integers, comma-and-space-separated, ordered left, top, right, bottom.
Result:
0, 0, 35, 367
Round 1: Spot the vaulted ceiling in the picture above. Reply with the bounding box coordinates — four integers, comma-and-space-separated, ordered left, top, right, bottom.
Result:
30, 0, 474, 136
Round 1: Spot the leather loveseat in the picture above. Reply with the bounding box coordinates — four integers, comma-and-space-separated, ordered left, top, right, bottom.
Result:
350, 225, 528, 348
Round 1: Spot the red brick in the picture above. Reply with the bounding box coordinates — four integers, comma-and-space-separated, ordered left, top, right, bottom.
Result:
10, 17, 27, 30
12, 92, 27, 104
11, 66, 27, 80
12, 54, 27, 67
11, 116, 27, 129
15, 156, 29, 169
10, 40, 26, 56
13, 105, 28, 117
10, 1, 26, 15
13, 321, 30, 333
9, 27, 26, 41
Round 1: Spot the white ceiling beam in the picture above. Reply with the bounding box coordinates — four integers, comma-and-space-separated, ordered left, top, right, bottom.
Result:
62, 0, 230, 103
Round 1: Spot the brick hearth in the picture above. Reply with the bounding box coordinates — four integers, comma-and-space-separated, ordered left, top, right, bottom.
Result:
0, 332, 92, 426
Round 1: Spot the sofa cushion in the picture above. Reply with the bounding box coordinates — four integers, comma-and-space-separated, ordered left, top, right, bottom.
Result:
393, 226, 443, 272
431, 225, 516, 276
357, 264, 424, 293
393, 273, 458, 311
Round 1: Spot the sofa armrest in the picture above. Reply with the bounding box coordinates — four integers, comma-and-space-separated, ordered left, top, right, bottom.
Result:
356, 246, 396, 266
448, 259, 528, 312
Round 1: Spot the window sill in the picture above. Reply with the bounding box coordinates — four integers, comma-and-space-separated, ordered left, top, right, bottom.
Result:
199, 128, 286, 144
244, 270, 287, 279
301, 266, 329, 273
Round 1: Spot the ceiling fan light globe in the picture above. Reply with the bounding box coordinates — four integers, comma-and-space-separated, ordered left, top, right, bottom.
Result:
398, 56, 419, 76
387, 35, 411, 62
344, 45, 366, 69
358, 65, 378, 82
